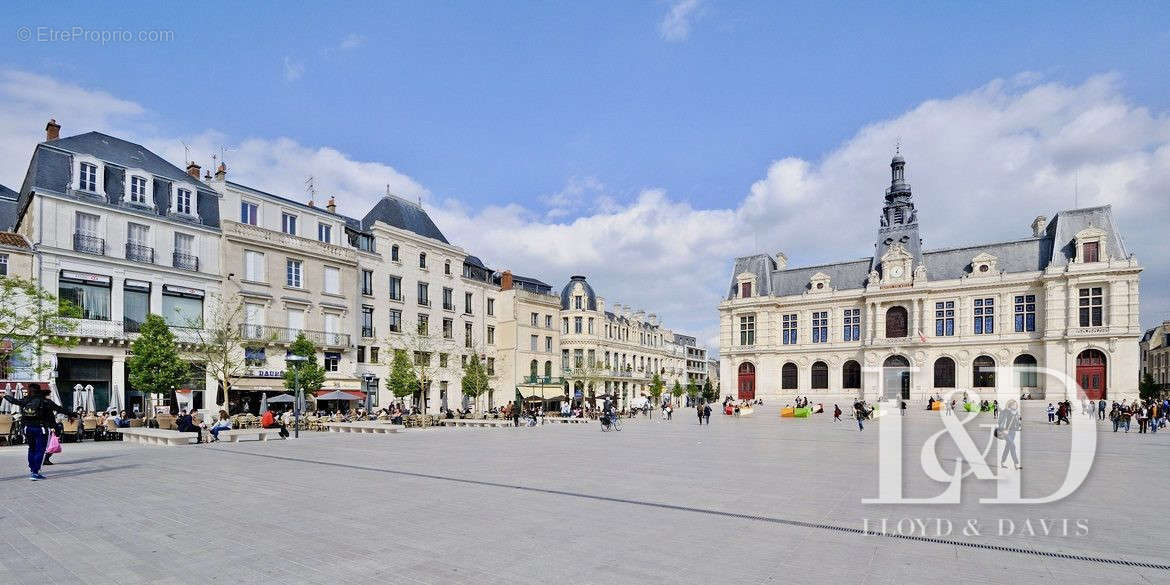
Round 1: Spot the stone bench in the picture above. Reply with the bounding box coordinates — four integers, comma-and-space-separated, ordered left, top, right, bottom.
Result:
543, 417, 591, 424
440, 418, 517, 428
214, 428, 284, 442
323, 422, 403, 434
116, 428, 199, 446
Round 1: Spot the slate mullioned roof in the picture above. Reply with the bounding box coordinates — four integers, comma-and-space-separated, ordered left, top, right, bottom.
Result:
560, 275, 598, 310
360, 195, 449, 244
727, 205, 1130, 300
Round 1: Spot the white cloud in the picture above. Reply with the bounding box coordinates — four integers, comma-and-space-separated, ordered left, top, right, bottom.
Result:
0, 69, 1167, 356
282, 56, 304, 82
659, 0, 703, 42
338, 33, 367, 50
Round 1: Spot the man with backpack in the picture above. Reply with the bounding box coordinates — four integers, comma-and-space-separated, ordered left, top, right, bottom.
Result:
2, 383, 74, 481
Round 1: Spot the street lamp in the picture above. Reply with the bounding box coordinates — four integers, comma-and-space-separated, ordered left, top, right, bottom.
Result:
286, 354, 307, 438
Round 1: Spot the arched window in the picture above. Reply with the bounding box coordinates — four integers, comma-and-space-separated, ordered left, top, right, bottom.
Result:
973, 355, 996, 388
1013, 354, 1037, 387
811, 361, 828, 389
842, 360, 861, 389
544, 361, 552, 377
885, 306, 908, 338
529, 359, 538, 378
781, 362, 798, 390
933, 357, 955, 388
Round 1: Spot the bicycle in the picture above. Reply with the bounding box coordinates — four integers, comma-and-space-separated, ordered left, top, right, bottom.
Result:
600, 412, 622, 432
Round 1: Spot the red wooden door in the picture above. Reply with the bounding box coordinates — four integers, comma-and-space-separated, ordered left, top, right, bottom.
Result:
1076, 350, 1107, 400
737, 363, 756, 400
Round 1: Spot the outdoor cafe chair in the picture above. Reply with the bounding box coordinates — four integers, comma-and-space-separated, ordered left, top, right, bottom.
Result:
0, 414, 15, 446
61, 418, 81, 442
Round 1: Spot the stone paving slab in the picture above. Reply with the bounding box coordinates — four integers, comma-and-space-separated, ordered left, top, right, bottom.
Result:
0, 405, 1165, 584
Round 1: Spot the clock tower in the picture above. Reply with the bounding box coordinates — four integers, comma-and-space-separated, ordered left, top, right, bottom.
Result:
871, 149, 923, 282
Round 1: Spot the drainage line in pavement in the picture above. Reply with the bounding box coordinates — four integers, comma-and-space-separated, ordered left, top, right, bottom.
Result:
209, 448, 1170, 572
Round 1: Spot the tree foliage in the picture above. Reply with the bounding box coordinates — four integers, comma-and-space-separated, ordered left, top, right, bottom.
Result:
185, 297, 262, 410
461, 353, 491, 411
0, 275, 78, 377
671, 380, 684, 399
284, 333, 325, 394
1139, 371, 1159, 400
387, 349, 418, 400
648, 373, 665, 402
701, 377, 717, 402
127, 314, 189, 410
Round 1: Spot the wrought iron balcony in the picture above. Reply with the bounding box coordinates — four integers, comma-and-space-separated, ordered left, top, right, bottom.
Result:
443, 303, 456, 311
238, 324, 350, 347
173, 251, 199, 271
125, 242, 154, 263
361, 326, 376, 339
73, 232, 105, 255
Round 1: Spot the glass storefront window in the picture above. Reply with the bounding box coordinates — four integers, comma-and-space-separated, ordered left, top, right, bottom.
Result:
124, 287, 150, 332
163, 293, 203, 327
59, 281, 111, 320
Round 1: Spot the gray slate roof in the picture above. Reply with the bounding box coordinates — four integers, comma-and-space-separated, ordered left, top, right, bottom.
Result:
360, 195, 449, 244
0, 183, 18, 231
560, 275, 598, 310
728, 205, 1130, 300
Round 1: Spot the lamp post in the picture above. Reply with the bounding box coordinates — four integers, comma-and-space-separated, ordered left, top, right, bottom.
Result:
286, 354, 307, 438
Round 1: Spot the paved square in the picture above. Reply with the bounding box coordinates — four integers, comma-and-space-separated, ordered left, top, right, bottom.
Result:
0, 406, 1166, 584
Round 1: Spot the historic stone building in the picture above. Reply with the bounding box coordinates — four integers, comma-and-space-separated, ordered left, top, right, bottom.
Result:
719, 154, 1143, 403
1139, 321, 1170, 391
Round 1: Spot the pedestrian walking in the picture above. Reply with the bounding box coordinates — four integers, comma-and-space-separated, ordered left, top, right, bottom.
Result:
855, 403, 865, 431
833, 404, 842, 422
696, 402, 705, 425
1047, 403, 1055, 424
1, 383, 73, 481
703, 402, 711, 425
998, 400, 1022, 470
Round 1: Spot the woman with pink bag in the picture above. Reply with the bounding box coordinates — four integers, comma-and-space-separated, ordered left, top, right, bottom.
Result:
1, 383, 73, 481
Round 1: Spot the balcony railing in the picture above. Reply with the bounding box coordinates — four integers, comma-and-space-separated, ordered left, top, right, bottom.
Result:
125, 242, 154, 263
238, 324, 350, 347
173, 251, 199, 271
361, 326, 376, 339
443, 303, 455, 311
73, 232, 105, 255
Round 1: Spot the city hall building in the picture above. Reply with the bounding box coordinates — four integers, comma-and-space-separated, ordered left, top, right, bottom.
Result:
718, 154, 1142, 403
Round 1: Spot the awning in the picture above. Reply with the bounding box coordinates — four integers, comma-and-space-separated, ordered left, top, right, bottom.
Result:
230, 378, 285, 392
266, 393, 297, 403
316, 390, 362, 401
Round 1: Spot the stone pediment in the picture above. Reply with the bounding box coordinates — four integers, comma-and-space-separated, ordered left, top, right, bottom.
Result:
806, 271, 832, 294
969, 252, 998, 276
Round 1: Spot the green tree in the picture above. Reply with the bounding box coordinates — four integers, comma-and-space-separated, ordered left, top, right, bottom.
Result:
0, 275, 78, 378
283, 333, 325, 397
648, 373, 665, 406
127, 314, 189, 416
686, 382, 699, 404
1139, 371, 1159, 400
387, 349, 418, 404
701, 377, 717, 403
671, 380, 684, 405
461, 353, 491, 412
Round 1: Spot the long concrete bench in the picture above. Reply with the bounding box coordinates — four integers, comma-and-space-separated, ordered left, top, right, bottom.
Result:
214, 428, 284, 442
116, 428, 198, 446
323, 422, 403, 434
440, 418, 518, 428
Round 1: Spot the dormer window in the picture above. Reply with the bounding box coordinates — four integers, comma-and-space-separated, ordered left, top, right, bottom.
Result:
174, 188, 193, 215
79, 162, 98, 192
317, 222, 332, 244
1083, 241, 1099, 263
1073, 226, 1108, 264
129, 176, 149, 205
741, 282, 751, 298
282, 213, 297, 235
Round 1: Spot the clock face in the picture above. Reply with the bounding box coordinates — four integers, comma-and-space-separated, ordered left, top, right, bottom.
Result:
890, 266, 904, 278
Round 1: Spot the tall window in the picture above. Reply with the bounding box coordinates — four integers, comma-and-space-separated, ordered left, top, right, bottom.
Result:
389, 276, 402, 301
417, 314, 429, 336
244, 250, 265, 281
843, 309, 860, 341
739, 315, 755, 346
842, 360, 861, 389
487, 326, 495, 345
935, 301, 955, 336
442, 287, 454, 310
487, 298, 494, 316
129, 176, 149, 204
1014, 354, 1038, 387
1014, 294, 1036, 332
389, 309, 401, 333
885, 306, 908, 338
323, 266, 340, 294
79, 162, 98, 192
419, 252, 427, 269
811, 361, 828, 389
574, 296, 582, 309
973, 298, 994, 334
174, 188, 193, 215
0, 253, 7, 277
741, 282, 751, 298
286, 259, 302, 288
530, 312, 539, 326
464, 292, 473, 314
391, 244, 399, 262
933, 357, 956, 388
281, 213, 297, 235
444, 260, 451, 275
361, 270, 374, 295
782, 314, 798, 345
361, 306, 374, 337
1082, 241, 1099, 263
973, 355, 995, 387
317, 223, 332, 243
588, 318, 594, 334
443, 318, 454, 339
811, 311, 828, 343
465, 322, 473, 348
574, 317, 583, 334
530, 335, 538, 351
240, 201, 258, 225
781, 362, 797, 390
417, 282, 429, 306
1078, 287, 1103, 327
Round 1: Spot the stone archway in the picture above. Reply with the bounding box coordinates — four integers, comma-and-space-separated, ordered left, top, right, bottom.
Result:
882, 355, 910, 400
1076, 349, 1107, 400
737, 362, 756, 400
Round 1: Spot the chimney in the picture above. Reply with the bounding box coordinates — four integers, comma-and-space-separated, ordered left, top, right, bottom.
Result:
326, 196, 337, 214
775, 251, 788, 270
214, 162, 226, 181
500, 270, 513, 291
45, 119, 61, 141
1031, 216, 1048, 238
186, 162, 201, 180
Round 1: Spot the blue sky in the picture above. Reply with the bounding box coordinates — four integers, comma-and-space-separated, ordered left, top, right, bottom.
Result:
3, 2, 1169, 348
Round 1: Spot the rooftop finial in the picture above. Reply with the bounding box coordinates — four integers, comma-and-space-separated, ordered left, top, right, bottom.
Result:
895, 136, 901, 156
